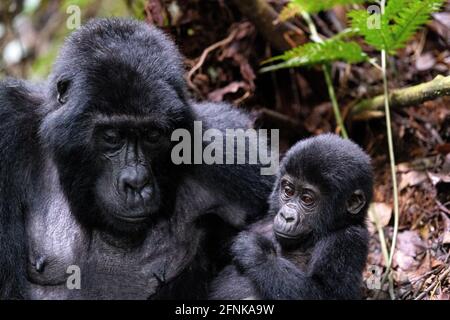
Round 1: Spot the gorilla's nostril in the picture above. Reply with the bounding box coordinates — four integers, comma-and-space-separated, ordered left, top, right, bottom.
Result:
124, 180, 144, 192
125, 178, 146, 192
284, 216, 295, 223
280, 209, 296, 223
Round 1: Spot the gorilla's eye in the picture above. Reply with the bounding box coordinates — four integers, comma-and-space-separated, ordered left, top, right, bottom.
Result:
101, 129, 122, 146
56, 79, 70, 105
144, 129, 162, 143
281, 181, 295, 198
300, 194, 314, 206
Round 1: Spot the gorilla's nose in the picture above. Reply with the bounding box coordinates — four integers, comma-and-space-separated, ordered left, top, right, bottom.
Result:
280, 206, 298, 224
119, 166, 150, 193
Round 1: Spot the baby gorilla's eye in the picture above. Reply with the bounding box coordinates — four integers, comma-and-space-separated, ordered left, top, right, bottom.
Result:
101, 129, 122, 146
281, 181, 295, 198
144, 129, 162, 143
301, 194, 314, 206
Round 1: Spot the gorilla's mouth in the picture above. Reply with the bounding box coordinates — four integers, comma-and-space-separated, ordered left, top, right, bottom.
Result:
112, 213, 149, 223
273, 230, 301, 240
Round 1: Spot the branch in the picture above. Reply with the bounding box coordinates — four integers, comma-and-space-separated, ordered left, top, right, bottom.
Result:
232, 0, 305, 51
352, 75, 450, 117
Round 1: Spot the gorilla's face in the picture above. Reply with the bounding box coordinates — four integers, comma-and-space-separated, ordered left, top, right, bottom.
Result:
272, 174, 320, 242
92, 117, 168, 225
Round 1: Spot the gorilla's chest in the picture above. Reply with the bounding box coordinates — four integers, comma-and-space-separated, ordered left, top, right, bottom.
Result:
25, 188, 199, 299
25, 181, 88, 299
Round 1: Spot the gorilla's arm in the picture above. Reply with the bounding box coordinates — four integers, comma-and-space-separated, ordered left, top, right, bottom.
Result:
232, 226, 369, 300
0, 79, 43, 298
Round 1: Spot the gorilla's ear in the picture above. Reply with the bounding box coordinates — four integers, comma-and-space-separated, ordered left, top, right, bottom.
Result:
346, 189, 366, 214
56, 79, 70, 105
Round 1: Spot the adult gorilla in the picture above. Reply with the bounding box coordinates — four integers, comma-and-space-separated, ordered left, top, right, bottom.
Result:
0, 18, 273, 299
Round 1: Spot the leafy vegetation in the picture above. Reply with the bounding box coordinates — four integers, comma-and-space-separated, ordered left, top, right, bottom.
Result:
261, 39, 367, 72
349, 0, 445, 53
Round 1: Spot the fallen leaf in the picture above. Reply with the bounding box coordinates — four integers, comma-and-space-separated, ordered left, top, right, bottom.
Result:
407, 251, 433, 284
433, 12, 450, 29
369, 202, 392, 228
415, 53, 436, 71
393, 231, 426, 271
440, 212, 450, 245
427, 172, 450, 186
399, 171, 428, 191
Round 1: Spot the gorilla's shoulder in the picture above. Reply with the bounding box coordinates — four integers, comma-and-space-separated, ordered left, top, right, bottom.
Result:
0, 78, 43, 118
0, 79, 43, 169
192, 102, 253, 130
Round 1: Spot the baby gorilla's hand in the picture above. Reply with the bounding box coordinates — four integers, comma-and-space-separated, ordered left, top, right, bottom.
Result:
231, 231, 277, 272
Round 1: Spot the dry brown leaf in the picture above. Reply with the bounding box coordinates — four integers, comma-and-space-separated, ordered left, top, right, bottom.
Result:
433, 12, 450, 29
427, 172, 450, 186
407, 251, 433, 284
399, 171, 428, 191
440, 212, 450, 245
393, 231, 426, 272
415, 53, 436, 71
369, 202, 392, 228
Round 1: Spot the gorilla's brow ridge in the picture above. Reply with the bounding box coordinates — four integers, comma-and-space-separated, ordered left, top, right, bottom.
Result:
93, 113, 171, 130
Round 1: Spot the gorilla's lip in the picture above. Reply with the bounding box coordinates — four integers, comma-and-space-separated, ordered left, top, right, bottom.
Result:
274, 230, 301, 240
112, 213, 149, 223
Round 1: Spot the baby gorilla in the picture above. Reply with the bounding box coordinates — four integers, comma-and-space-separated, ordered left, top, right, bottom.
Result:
210, 134, 373, 300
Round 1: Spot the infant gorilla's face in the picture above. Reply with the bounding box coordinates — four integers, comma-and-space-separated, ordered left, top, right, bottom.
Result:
272, 174, 320, 242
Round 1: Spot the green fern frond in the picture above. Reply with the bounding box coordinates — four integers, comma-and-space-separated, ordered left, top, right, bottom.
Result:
389, 0, 445, 51
260, 39, 367, 72
350, 0, 445, 53
290, 0, 366, 13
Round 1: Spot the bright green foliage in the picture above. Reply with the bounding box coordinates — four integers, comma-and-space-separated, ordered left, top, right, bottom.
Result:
289, 0, 366, 13
349, 0, 445, 53
260, 39, 367, 72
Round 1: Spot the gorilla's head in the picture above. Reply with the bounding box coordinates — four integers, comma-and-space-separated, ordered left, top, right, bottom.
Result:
40, 18, 194, 234
270, 134, 373, 246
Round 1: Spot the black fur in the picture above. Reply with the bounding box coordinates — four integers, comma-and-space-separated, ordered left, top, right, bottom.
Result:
0, 18, 273, 299
210, 134, 373, 300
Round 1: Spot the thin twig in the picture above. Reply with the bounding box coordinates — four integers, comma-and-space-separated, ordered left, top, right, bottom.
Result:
323, 64, 348, 138
377, 0, 400, 301
414, 267, 450, 300
301, 11, 348, 138
368, 206, 389, 265
187, 29, 239, 94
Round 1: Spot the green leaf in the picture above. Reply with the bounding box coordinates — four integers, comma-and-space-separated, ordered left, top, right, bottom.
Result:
350, 0, 445, 53
260, 39, 367, 72
290, 0, 366, 13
